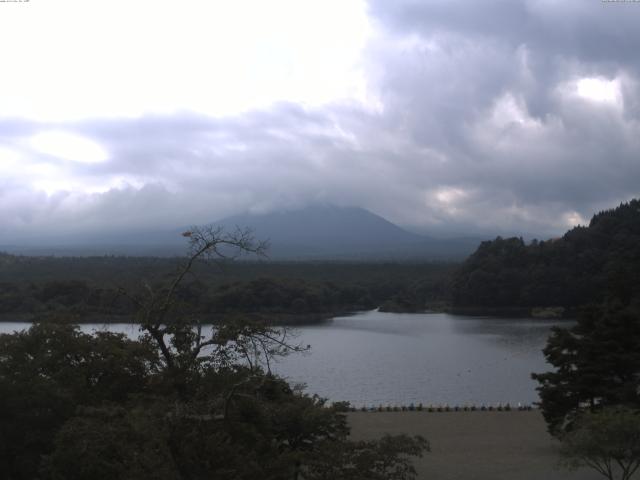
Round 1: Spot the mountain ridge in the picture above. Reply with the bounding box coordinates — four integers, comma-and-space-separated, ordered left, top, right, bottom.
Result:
1, 205, 480, 259
211, 205, 478, 260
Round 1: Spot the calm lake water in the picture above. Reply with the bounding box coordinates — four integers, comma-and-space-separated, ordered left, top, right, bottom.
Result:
0, 310, 568, 407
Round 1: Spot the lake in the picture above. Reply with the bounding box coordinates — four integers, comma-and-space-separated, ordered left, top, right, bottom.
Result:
0, 310, 567, 407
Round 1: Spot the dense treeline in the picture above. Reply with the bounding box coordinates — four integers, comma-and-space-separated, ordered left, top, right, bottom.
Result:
0, 256, 456, 321
452, 199, 640, 312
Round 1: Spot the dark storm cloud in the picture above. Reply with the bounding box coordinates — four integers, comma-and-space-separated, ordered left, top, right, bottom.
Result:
367, 0, 640, 70
359, 0, 640, 231
0, 107, 383, 241
2, 0, 640, 243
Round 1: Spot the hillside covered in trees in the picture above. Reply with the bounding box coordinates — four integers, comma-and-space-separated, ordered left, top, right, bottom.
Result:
451, 199, 640, 313
0, 257, 454, 322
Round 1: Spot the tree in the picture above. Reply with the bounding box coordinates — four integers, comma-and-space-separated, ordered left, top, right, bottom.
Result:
305, 434, 429, 480
0, 322, 158, 480
532, 304, 640, 435
129, 226, 269, 369
121, 225, 308, 397
1, 224, 429, 479
451, 198, 640, 311
559, 406, 640, 480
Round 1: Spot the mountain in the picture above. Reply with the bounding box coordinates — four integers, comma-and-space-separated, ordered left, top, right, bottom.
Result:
0, 205, 481, 259
214, 205, 478, 260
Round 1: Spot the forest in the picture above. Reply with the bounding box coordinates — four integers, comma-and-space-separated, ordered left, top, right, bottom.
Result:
2, 200, 640, 324
0, 256, 454, 323
451, 199, 640, 315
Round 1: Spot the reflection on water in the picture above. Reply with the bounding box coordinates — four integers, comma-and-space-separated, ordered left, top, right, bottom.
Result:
0, 311, 570, 406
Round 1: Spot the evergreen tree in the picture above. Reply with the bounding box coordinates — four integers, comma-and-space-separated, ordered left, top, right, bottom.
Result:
532, 304, 640, 435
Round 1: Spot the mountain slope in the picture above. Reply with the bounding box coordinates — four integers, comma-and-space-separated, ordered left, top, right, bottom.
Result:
217, 205, 417, 256
0, 205, 480, 259
215, 205, 477, 259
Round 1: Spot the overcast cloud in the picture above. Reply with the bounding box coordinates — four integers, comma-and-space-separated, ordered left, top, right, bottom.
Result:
1, 0, 639, 243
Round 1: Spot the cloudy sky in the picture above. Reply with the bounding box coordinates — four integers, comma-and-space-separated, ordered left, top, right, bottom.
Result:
1, 0, 639, 243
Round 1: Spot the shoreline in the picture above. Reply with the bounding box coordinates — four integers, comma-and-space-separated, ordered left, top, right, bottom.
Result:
0, 311, 339, 326
348, 410, 600, 480
0, 306, 578, 324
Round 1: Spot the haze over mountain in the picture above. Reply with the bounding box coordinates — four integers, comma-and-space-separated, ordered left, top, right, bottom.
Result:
216, 205, 480, 259
1, 205, 480, 260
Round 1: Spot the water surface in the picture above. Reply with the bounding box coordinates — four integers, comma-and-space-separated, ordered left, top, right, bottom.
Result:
272, 311, 565, 406
0, 310, 567, 406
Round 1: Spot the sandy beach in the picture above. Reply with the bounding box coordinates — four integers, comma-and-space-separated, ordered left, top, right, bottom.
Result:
348, 411, 603, 480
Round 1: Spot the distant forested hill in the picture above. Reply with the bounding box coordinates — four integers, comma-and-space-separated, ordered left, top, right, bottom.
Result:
451, 199, 640, 311
0, 256, 455, 322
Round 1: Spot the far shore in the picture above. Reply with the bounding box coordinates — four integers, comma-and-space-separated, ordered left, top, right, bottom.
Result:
0, 312, 338, 326
0, 306, 577, 325
348, 410, 601, 480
